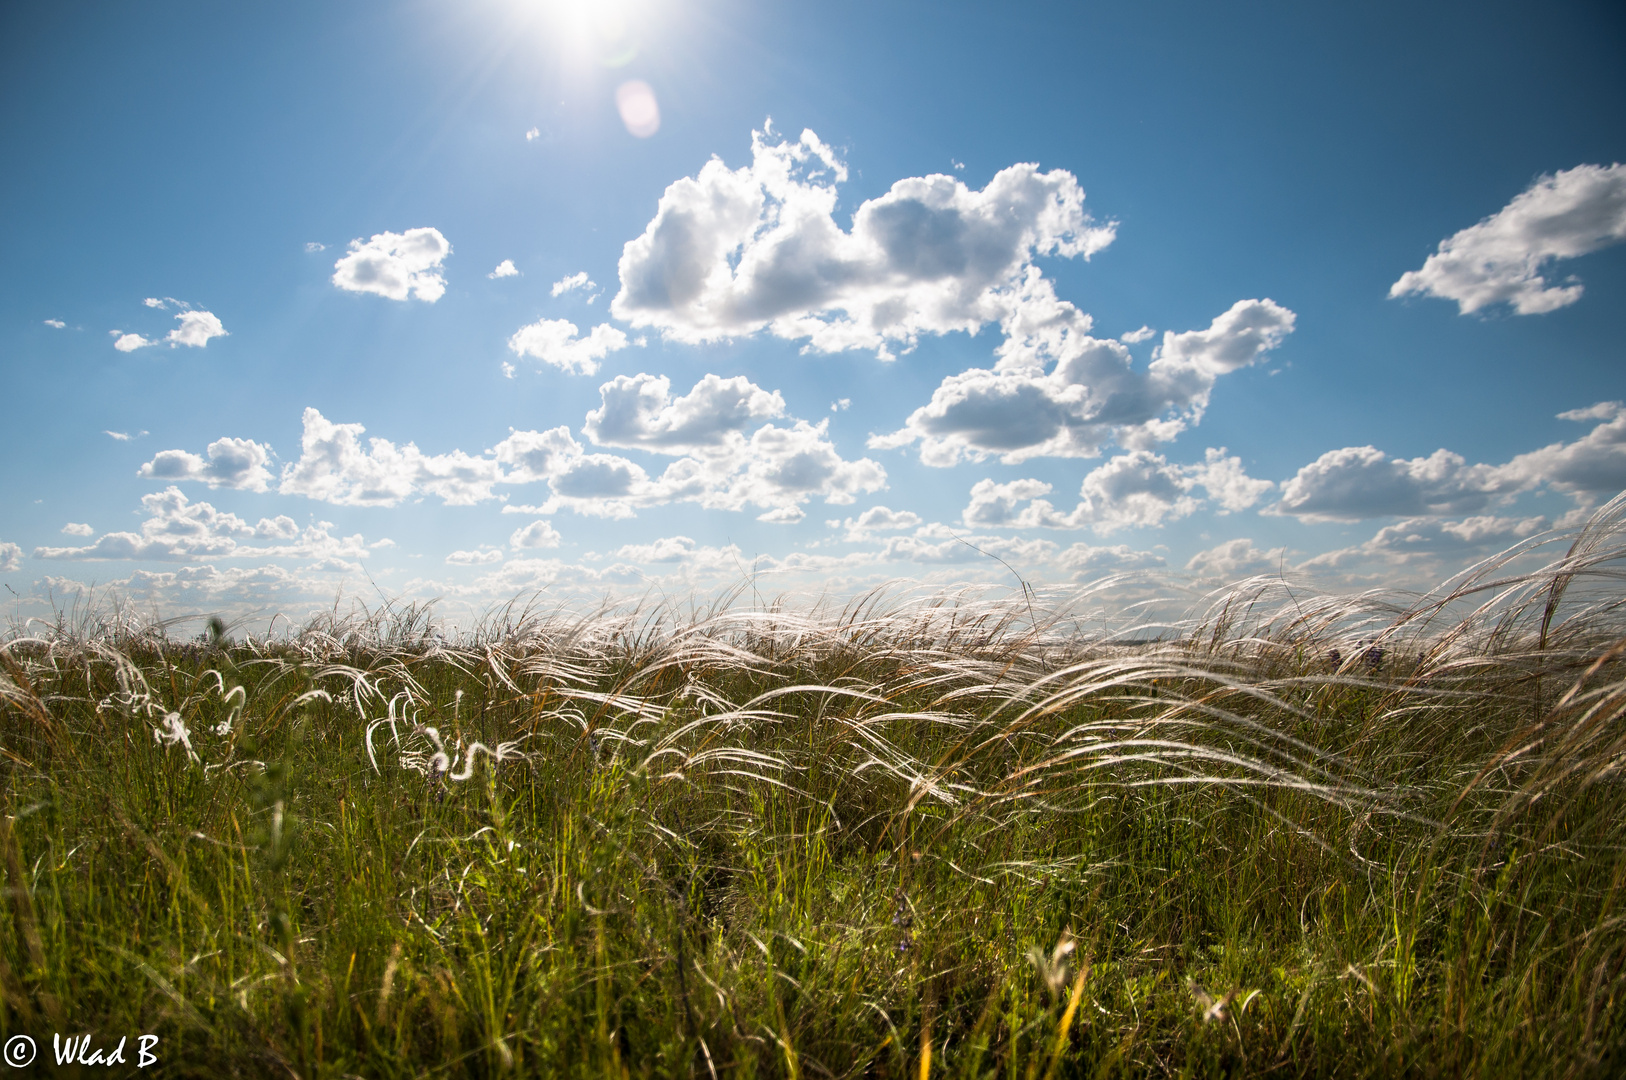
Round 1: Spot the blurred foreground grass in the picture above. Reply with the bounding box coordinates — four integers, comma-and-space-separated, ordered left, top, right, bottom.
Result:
4, 501, 1626, 1077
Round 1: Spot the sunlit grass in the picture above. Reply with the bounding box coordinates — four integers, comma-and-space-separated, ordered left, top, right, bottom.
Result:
3, 496, 1625, 1076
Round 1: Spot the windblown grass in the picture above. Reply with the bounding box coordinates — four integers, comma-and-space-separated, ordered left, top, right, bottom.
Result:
3, 497, 1626, 1077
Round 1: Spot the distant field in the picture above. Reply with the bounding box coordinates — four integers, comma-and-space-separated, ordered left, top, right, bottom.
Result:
2, 503, 1625, 1077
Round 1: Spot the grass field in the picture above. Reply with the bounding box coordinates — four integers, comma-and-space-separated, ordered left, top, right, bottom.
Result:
3, 498, 1626, 1078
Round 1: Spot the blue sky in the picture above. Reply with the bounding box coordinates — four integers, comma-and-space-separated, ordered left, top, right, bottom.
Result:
4, 0, 1624, 624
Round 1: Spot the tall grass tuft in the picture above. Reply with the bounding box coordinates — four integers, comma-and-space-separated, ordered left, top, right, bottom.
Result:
2, 497, 1625, 1076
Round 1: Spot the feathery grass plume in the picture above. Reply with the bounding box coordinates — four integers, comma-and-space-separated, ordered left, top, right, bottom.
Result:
0, 497, 1623, 1074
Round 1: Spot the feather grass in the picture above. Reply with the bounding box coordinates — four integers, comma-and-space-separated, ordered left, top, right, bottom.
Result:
1, 498, 1624, 1075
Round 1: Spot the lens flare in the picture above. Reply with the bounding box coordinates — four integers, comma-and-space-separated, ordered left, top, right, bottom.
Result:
615, 80, 660, 138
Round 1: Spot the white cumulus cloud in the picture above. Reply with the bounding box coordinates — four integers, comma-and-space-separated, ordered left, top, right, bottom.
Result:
279, 408, 504, 506
192, 373, 883, 523
961, 448, 1271, 534
166, 309, 228, 348
508, 318, 631, 376
686, 418, 887, 513
490, 426, 584, 485
873, 294, 1294, 465
1075, 452, 1203, 531
61, 523, 94, 537
509, 520, 562, 549
255, 516, 300, 541
834, 505, 922, 541
1189, 448, 1276, 512
1390, 163, 1626, 315
1364, 515, 1550, 559
34, 487, 257, 561
874, 527, 1058, 566
1274, 402, 1626, 522
331, 227, 452, 302
1497, 401, 1626, 499
532, 374, 886, 518
1186, 538, 1287, 581
1275, 446, 1504, 522
0, 542, 20, 572
1298, 514, 1554, 580
583, 372, 785, 453
35, 489, 370, 569
961, 458, 1192, 534
600, 536, 711, 564
489, 259, 519, 279
139, 437, 274, 491
113, 303, 227, 350
612, 123, 1115, 359
1057, 542, 1165, 576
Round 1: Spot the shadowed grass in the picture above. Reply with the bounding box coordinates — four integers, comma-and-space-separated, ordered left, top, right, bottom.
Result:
2, 498, 1626, 1076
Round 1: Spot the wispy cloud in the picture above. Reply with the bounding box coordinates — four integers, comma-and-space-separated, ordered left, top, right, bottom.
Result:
43, 319, 64, 329
446, 547, 504, 566
550, 271, 594, 297
111, 300, 228, 351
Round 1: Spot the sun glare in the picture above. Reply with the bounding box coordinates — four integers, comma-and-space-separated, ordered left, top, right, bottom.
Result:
535, 0, 646, 68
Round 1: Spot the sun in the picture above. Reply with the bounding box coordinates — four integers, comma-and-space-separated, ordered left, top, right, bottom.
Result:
532, 0, 646, 68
